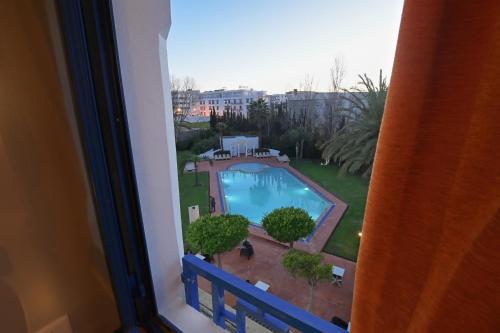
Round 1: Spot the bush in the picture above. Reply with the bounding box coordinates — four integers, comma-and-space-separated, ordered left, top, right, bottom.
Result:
191, 136, 219, 154
199, 128, 217, 139
262, 207, 315, 248
176, 137, 195, 151
176, 128, 217, 151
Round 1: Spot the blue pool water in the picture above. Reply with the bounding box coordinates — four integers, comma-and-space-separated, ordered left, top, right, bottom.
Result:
219, 163, 331, 225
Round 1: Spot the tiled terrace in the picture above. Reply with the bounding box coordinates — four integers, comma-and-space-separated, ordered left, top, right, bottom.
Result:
196, 157, 356, 322
197, 235, 355, 322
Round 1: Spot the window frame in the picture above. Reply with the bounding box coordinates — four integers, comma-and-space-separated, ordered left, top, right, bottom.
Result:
57, 1, 171, 331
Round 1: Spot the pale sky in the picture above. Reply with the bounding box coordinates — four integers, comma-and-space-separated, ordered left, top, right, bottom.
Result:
167, 0, 404, 94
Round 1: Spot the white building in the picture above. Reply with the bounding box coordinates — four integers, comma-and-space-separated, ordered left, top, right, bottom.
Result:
171, 89, 200, 116
197, 87, 266, 117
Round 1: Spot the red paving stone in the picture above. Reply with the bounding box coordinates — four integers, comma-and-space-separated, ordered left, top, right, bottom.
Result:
196, 157, 356, 323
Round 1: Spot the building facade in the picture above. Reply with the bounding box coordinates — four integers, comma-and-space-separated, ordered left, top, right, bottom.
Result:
171, 89, 200, 116
197, 87, 266, 117
285, 90, 362, 128
264, 94, 288, 109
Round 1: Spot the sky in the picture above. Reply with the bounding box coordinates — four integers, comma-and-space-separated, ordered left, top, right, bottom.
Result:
167, 0, 404, 94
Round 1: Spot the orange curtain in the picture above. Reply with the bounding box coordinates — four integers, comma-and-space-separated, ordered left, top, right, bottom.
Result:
351, 1, 500, 332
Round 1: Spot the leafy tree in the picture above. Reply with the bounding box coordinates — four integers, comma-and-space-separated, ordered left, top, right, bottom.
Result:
186, 214, 249, 267
216, 122, 227, 137
282, 250, 332, 311
262, 207, 315, 248
209, 109, 217, 129
248, 99, 269, 137
321, 70, 388, 178
287, 128, 310, 160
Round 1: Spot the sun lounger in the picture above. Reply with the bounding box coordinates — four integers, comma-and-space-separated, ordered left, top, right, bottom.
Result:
277, 154, 290, 163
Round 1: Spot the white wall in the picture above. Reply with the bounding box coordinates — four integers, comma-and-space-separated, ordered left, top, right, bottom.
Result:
222, 136, 259, 156
111, 0, 185, 310
111, 3, 229, 333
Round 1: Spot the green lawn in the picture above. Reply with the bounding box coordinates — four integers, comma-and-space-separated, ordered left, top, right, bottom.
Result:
177, 151, 210, 237
180, 121, 210, 129
290, 160, 369, 261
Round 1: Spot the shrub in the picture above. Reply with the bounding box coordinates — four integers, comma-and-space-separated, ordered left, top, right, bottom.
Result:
176, 137, 195, 151
262, 207, 315, 248
191, 136, 219, 154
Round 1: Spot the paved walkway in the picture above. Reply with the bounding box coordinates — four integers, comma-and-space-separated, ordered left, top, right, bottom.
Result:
197, 157, 356, 323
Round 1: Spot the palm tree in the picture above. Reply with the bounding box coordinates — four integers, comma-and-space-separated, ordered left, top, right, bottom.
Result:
321, 70, 388, 178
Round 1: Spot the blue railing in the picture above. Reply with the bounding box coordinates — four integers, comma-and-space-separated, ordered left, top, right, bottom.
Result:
181, 254, 346, 333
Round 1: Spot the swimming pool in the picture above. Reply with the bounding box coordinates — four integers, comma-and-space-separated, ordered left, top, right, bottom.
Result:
218, 163, 332, 226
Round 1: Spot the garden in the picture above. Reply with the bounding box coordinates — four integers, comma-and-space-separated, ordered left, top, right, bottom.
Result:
176, 71, 386, 262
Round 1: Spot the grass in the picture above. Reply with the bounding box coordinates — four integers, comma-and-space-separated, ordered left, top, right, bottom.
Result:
290, 159, 369, 261
177, 151, 210, 237
180, 121, 210, 129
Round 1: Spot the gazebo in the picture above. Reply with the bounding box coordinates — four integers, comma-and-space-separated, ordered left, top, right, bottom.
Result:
221, 136, 259, 157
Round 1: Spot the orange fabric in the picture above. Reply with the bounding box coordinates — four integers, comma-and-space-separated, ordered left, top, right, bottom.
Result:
351, 1, 500, 332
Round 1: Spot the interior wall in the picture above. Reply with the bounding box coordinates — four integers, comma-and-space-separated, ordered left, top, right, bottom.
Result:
0, 1, 120, 332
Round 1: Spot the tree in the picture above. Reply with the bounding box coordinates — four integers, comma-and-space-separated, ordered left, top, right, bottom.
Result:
186, 214, 249, 268
325, 56, 346, 138
289, 75, 317, 159
321, 70, 388, 178
262, 207, 315, 248
248, 99, 269, 137
209, 109, 217, 129
282, 250, 332, 311
216, 121, 227, 137
171, 75, 197, 139
299, 74, 318, 136
287, 128, 308, 160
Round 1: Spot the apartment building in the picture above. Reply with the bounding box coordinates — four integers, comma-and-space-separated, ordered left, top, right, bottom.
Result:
285, 90, 363, 128
197, 87, 266, 117
171, 89, 200, 116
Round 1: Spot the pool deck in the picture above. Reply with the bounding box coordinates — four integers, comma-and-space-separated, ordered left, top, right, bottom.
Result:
197, 156, 348, 253
196, 157, 355, 322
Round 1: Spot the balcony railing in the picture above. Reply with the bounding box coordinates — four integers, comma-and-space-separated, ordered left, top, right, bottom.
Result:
181, 254, 346, 333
